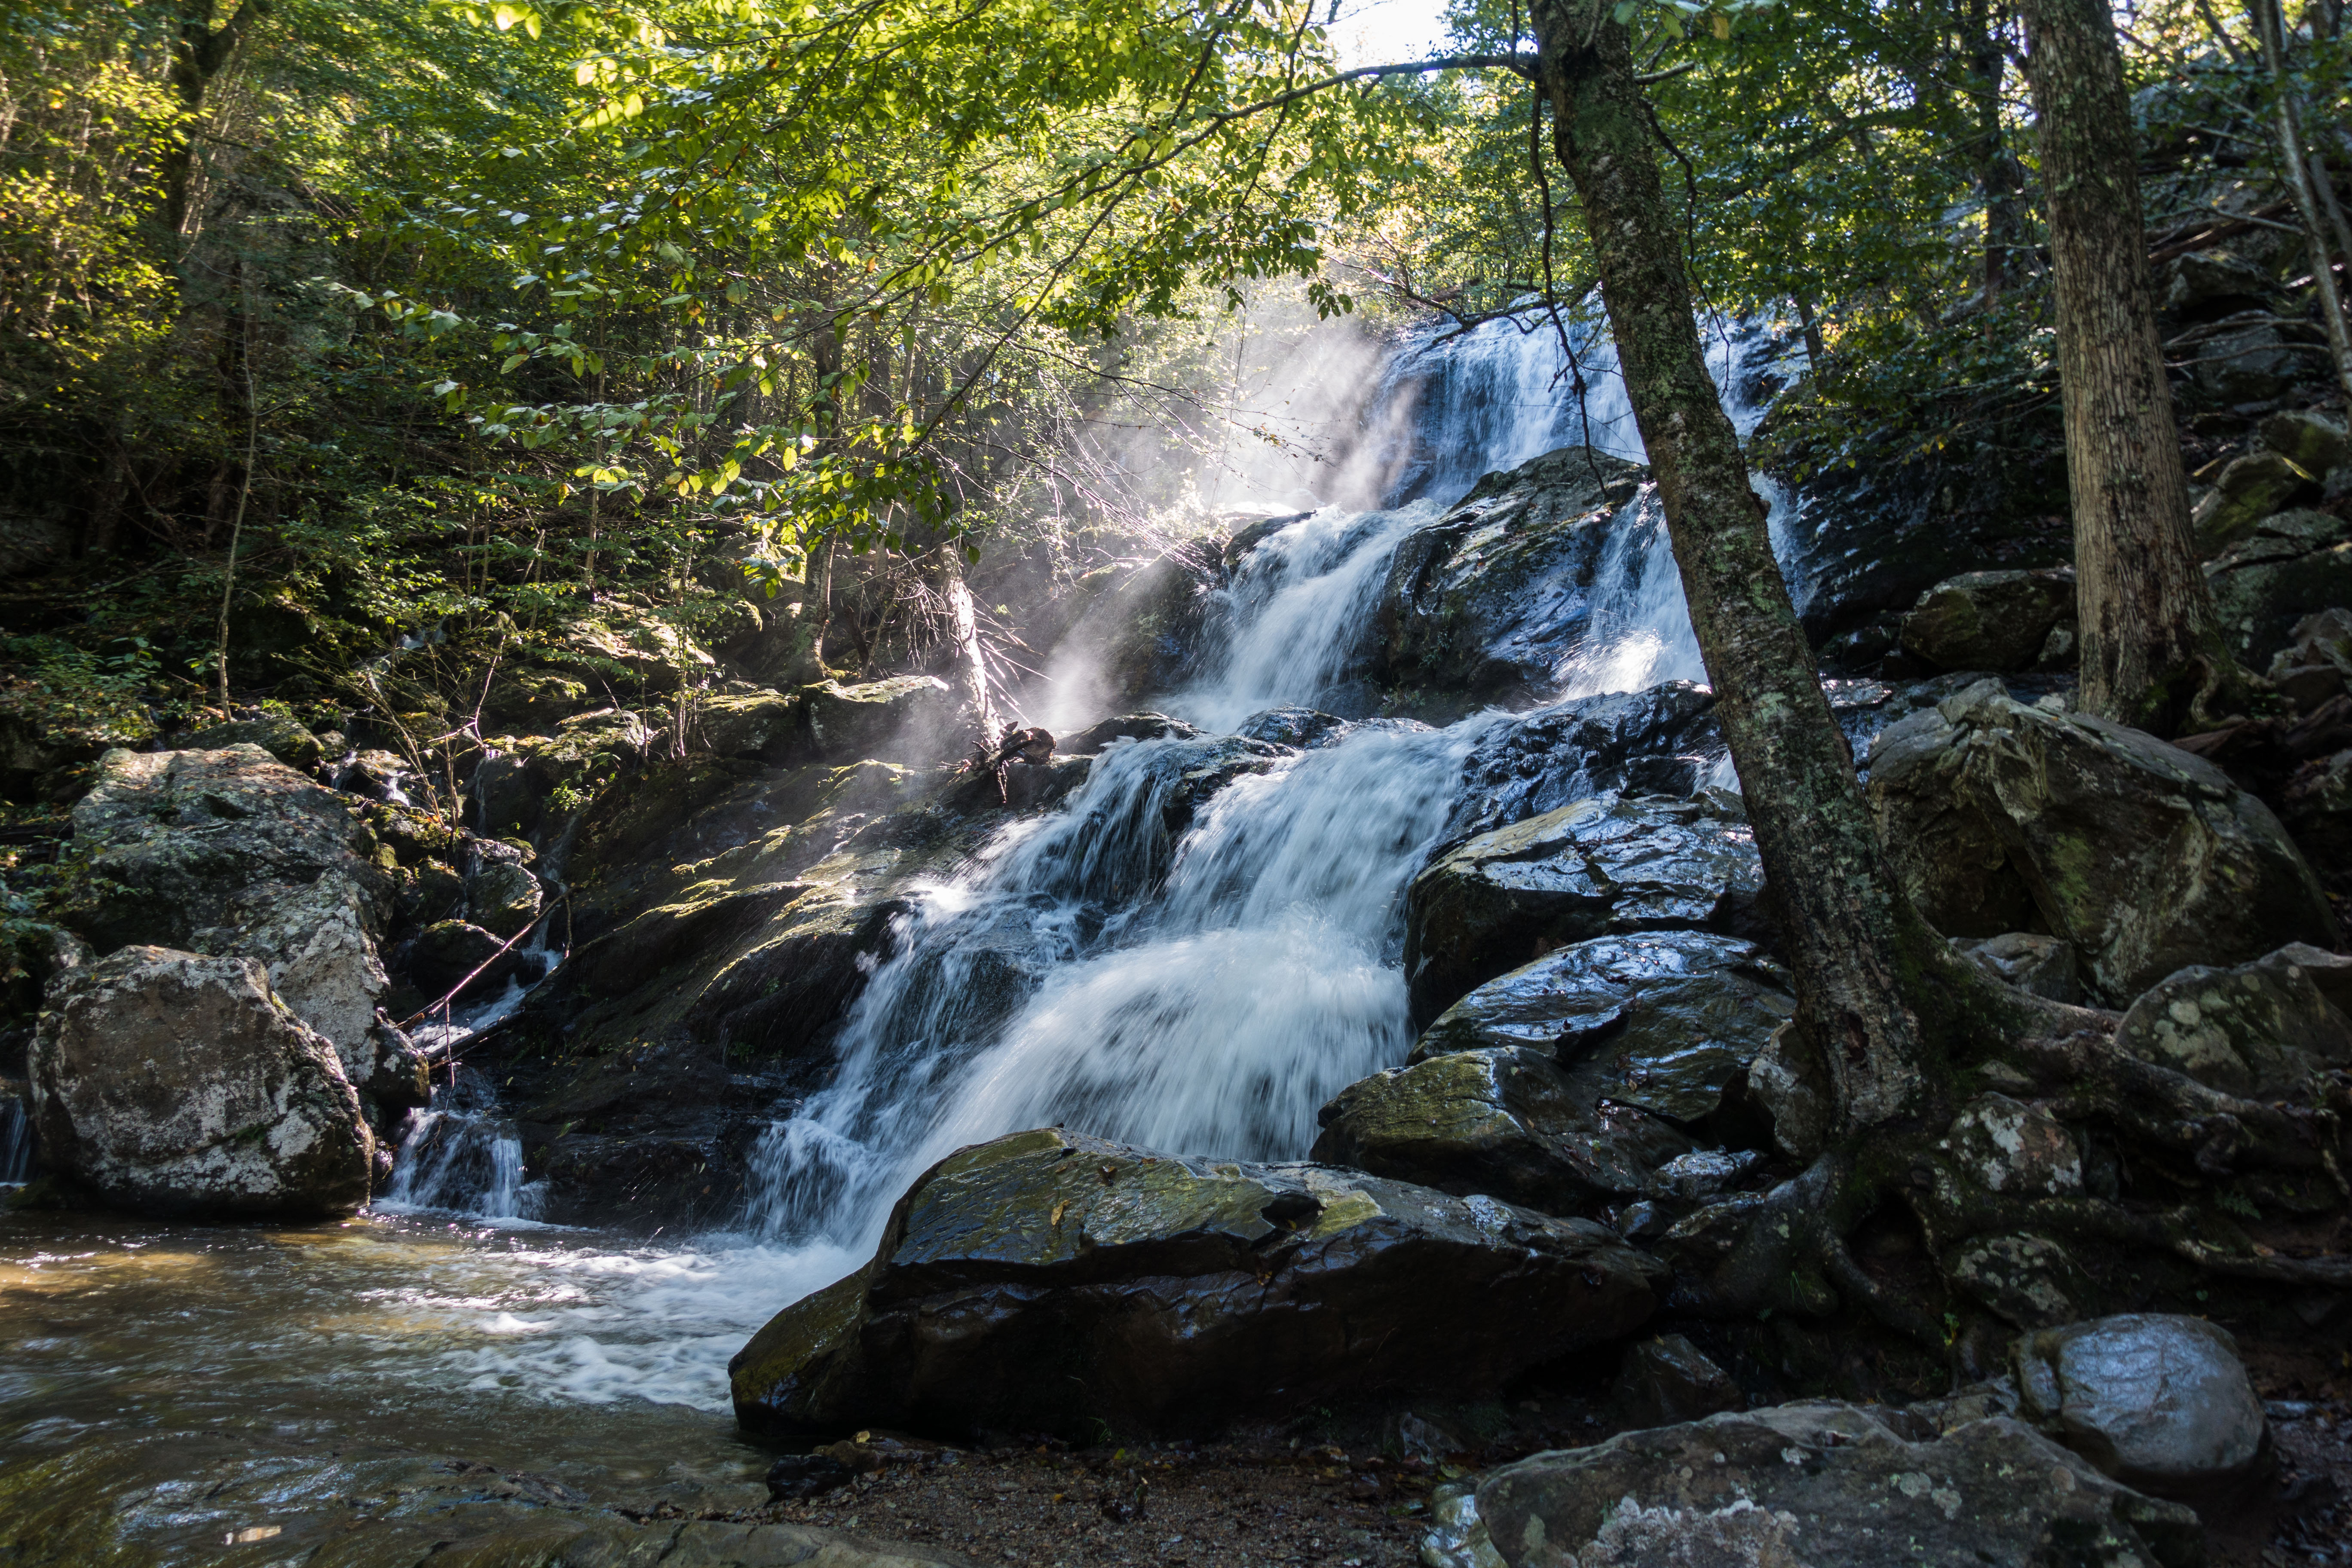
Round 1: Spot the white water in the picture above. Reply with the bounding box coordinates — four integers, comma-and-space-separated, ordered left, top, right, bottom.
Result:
379, 308, 1804, 1414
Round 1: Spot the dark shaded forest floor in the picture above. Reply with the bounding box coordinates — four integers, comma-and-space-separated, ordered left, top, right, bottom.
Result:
726, 1340, 2352, 1568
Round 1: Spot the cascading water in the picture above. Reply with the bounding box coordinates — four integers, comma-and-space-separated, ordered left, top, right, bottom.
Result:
335, 305, 1807, 1411
0, 1096, 31, 1185
380, 1066, 544, 1222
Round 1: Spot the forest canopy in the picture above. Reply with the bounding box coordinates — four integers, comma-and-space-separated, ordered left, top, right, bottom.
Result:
0, 0, 2343, 755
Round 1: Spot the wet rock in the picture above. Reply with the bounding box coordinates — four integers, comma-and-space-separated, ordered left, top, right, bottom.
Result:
1761, 407, 2070, 649
1943, 1093, 2082, 1197
2195, 451, 2321, 556
1954, 931, 2083, 1004
2205, 508, 2352, 664
1308, 1045, 1694, 1214
1064, 712, 1201, 751
1412, 931, 1793, 1110
1404, 793, 1766, 1024
765, 1453, 854, 1501
403, 920, 520, 1003
1898, 567, 2077, 672
1450, 683, 1724, 839
1376, 445, 1653, 706
64, 745, 388, 955
1653, 1148, 1764, 1201
1869, 679, 2338, 1001
1613, 1334, 1741, 1426
2017, 1314, 2265, 1497
465, 858, 542, 939
1320, 935, 1788, 1213
183, 714, 323, 770
1948, 1233, 2099, 1329
2113, 944, 2352, 1099
0, 1429, 961, 1568
729, 1125, 1666, 1438
1231, 706, 1353, 749
1474, 1401, 2201, 1568
28, 947, 373, 1217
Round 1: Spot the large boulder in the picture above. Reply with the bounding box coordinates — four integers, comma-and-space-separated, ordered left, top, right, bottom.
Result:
1450, 684, 1725, 838
2016, 1314, 2265, 1498
794, 676, 963, 766
1868, 680, 2338, 1002
1463, 1402, 2202, 1568
1309, 1045, 1695, 1215
2113, 943, 2352, 1099
1375, 446, 1651, 707
187, 873, 420, 1103
1404, 794, 1766, 1025
2191, 450, 2320, 554
1897, 567, 2076, 672
28, 947, 374, 1217
2204, 507, 2352, 665
1412, 931, 1792, 1095
64, 745, 388, 953
61, 745, 407, 1080
182, 713, 325, 770
729, 1127, 1666, 1439
1321, 933, 1791, 1214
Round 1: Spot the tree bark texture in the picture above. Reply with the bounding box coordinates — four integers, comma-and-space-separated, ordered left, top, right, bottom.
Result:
1529, 0, 1983, 1133
2018, 0, 2230, 733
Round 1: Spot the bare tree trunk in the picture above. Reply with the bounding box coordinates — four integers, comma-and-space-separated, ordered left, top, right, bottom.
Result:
1958, 1, 2026, 301
2253, 0, 2352, 408
937, 553, 998, 750
1528, 0, 2000, 1135
2018, 0, 2240, 734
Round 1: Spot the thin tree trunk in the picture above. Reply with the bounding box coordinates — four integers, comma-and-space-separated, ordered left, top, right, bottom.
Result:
2254, 0, 2352, 408
2018, 0, 2239, 734
1959, 0, 2026, 300
1529, 0, 1987, 1134
214, 291, 257, 711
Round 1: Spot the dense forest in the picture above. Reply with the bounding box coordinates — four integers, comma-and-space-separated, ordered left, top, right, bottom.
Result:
8, 0, 2352, 1564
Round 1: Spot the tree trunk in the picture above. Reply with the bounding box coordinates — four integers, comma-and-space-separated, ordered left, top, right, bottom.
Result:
162, 0, 265, 236
935, 551, 998, 750
1528, 0, 1993, 1134
1957, 0, 2025, 300
2018, 0, 2237, 735
2252, 0, 2352, 409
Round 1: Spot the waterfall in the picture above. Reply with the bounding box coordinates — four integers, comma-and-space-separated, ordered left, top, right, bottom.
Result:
381, 1066, 545, 1222
415, 307, 1807, 1414
0, 1096, 31, 1184
744, 712, 1484, 1246
739, 309, 1807, 1260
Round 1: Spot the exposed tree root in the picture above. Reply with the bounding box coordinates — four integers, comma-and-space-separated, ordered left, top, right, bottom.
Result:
1656, 995, 2352, 1353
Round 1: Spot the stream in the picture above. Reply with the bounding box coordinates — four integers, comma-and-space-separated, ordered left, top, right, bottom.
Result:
0, 312, 1798, 1540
